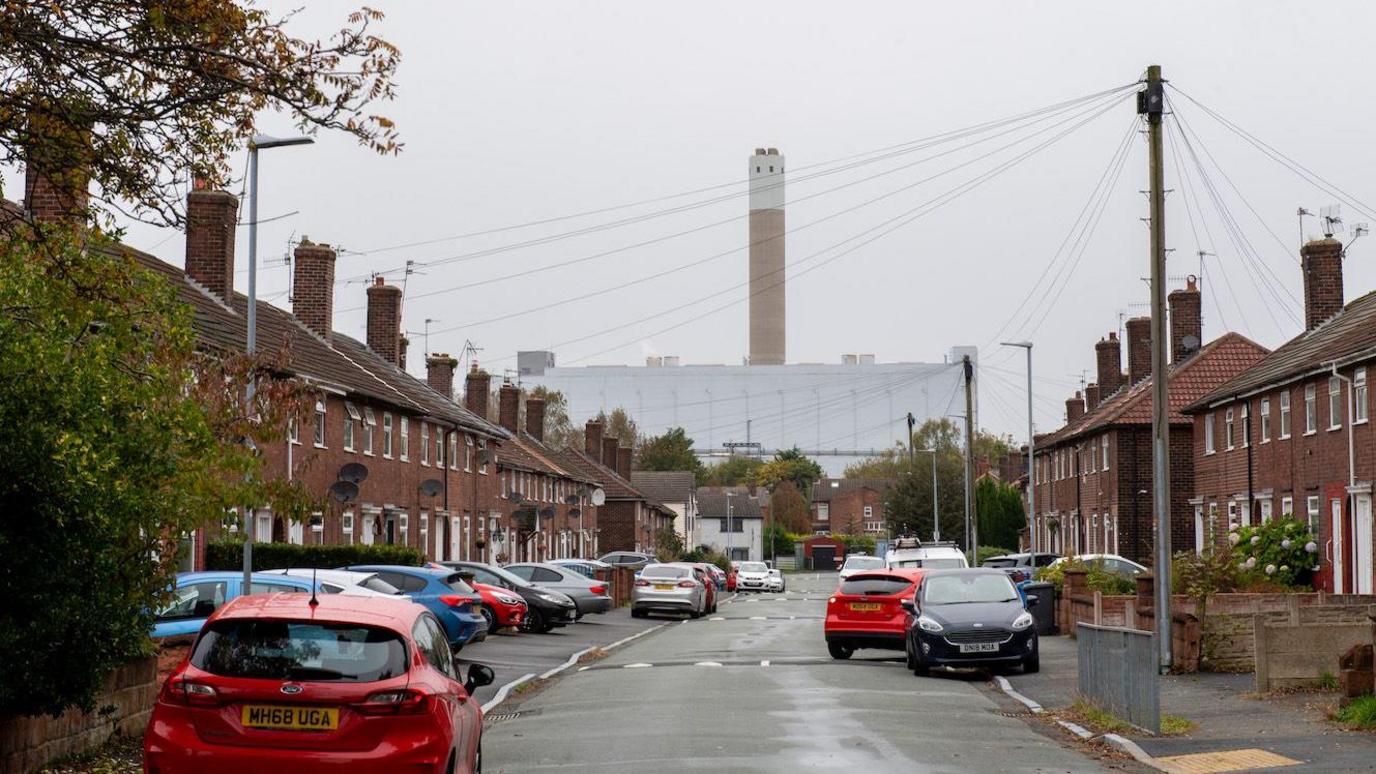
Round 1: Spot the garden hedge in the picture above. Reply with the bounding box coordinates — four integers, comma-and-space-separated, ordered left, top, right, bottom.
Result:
205, 540, 424, 571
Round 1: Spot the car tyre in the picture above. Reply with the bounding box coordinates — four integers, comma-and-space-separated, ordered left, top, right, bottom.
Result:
1022, 654, 1040, 674
904, 638, 917, 671
827, 642, 853, 660
480, 605, 498, 633
631, 607, 646, 619
521, 607, 547, 634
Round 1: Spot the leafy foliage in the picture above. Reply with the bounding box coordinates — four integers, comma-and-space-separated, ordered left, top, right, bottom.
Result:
204, 539, 422, 572
0, 0, 401, 227
769, 481, 811, 533
653, 528, 685, 564
763, 522, 796, 557
835, 534, 877, 556
528, 386, 578, 448
754, 447, 823, 494
698, 455, 763, 487
636, 427, 701, 474
1035, 558, 1134, 595
976, 476, 1025, 550
1228, 517, 1318, 588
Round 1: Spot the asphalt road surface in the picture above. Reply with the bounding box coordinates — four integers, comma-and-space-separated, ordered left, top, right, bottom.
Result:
481, 572, 1119, 773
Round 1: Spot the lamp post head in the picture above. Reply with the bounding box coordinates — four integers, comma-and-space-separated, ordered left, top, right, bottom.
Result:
999, 341, 1033, 350
251, 134, 315, 150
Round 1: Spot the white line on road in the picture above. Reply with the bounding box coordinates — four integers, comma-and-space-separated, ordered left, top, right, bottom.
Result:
480, 672, 536, 713
624, 662, 654, 668
760, 660, 770, 667
710, 616, 725, 621
993, 675, 1044, 714
694, 661, 723, 667
482, 622, 668, 714
539, 646, 595, 680
603, 623, 668, 652
749, 616, 766, 620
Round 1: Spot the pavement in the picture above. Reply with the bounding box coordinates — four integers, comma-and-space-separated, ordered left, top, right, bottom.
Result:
1003, 635, 1376, 772
481, 572, 1135, 773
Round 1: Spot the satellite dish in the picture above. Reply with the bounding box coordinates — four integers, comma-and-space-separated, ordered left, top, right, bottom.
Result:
568, 507, 581, 518
478, 449, 495, 464
328, 480, 359, 503
338, 462, 369, 484
419, 478, 444, 497
590, 488, 606, 507
539, 506, 556, 519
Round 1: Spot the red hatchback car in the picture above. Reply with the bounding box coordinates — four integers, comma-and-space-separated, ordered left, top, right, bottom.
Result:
824, 569, 924, 660
145, 593, 495, 774
472, 581, 528, 631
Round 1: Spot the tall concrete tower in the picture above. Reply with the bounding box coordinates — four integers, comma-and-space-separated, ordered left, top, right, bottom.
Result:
749, 147, 786, 365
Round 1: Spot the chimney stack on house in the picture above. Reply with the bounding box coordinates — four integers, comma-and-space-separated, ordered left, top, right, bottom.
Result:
1095, 332, 1124, 396
584, 420, 604, 461
292, 238, 337, 341
366, 276, 404, 367
616, 445, 633, 480
525, 397, 546, 442
465, 363, 491, 420
1302, 238, 1345, 330
426, 353, 458, 400
602, 437, 620, 472
1085, 383, 1101, 411
498, 382, 521, 434
1168, 276, 1203, 363
23, 109, 91, 223
184, 179, 238, 300
1125, 317, 1152, 385
1066, 391, 1085, 423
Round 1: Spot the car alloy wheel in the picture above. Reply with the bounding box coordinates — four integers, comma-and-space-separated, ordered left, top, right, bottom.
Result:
521, 607, 547, 633
480, 605, 497, 633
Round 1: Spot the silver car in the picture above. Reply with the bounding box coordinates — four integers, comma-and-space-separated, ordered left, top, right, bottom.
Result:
632, 563, 707, 619
503, 562, 613, 616
735, 561, 771, 592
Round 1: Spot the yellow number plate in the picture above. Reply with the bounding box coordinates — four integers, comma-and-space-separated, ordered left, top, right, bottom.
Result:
653, 584, 674, 591
849, 602, 882, 612
241, 704, 339, 731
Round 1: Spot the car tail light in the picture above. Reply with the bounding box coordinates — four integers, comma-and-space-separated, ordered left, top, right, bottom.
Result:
634, 579, 650, 587
164, 678, 221, 707
356, 688, 428, 715
439, 594, 469, 607
677, 580, 696, 588
589, 585, 607, 594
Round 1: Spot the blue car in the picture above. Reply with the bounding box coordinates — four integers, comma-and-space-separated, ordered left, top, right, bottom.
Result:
344, 565, 489, 648
151, 571, 320, 639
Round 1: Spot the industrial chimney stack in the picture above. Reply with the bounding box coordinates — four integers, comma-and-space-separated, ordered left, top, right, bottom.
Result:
748, 148, 786, 365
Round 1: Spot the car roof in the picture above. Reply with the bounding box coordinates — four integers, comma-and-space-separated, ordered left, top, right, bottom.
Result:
348, 564, 451, 578
920, 568, 1009, 578
211, 592, 425, 629
264, 568, 378, 584
176, 571, 312, 584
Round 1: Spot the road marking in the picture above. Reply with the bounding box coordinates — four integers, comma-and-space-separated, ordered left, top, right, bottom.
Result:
992, 675, 1043, 714
1152, 749, 1302, 773
539, 646, 595, 680
694, 661, 723, 667
480, 672, 536, 713
483, 622, 668, 714
760, 660, 770, 667
624, 662, 653, 669
603, 623, 668, 651
749, 616, 767, 620
710, 616, 725, 621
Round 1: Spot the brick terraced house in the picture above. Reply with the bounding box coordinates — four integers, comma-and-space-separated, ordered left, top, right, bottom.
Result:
554, 420, 676, 555
810, 478, 895, 535
1031, 278, 1270, 565
1186, 239, 1376, 594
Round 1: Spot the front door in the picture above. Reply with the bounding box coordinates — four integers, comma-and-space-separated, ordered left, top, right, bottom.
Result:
1356, 494, 1374, 595
1332, 498, 1346, 594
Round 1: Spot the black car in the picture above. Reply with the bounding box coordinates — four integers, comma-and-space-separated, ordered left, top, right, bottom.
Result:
902, 568, 1039, 675
441, 561, 579, 633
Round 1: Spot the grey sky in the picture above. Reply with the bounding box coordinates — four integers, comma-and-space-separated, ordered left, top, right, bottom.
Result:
42, 1, 1376, 444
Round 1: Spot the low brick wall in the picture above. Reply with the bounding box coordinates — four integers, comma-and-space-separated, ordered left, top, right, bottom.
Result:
0, 656, 157, 774
1255, 610, 1375, 692
1205, 602, 1376, 673
596, 567, 637, 607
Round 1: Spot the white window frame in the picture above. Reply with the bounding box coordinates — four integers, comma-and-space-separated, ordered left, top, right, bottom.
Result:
1307, 495, 1321, 534
1357, 368, 1369, 424
863, 505, 873, 518
288, 416, 300, 445
420, 510, 429, 555
314, 399, 327, 448
399, 418, 409, 461
1329, 376, 1343, 431
1259, 498, 1273, 523
1281, 495, 1293, 518
343, 401, 361, 452
400, 512, 409, 545
421, 422, 430, 466
1204, 412, 1215, 454
818, 503, 830, 522
436, 429, 445, 468
465, 435, 474, 472
1225, 408, 1235, 450
1305, 383, 1317, 435
1279, 390, 1292, 439
1241, 402, 1250, 447
342, 510, 355, 545
449, 434, 458, 470
1102, 435, 1109, 469
1260, 398, 1271, 443
479, 439, 490, 474
382, 413, 394, 459
363, 407, 377, 455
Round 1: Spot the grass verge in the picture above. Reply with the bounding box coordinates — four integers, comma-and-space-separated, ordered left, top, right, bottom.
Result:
1066, 698, 1194, 737
1334, 695, 1376, 727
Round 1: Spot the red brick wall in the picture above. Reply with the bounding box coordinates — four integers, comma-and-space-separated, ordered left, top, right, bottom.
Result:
184, 187, 238, 299
365, 278, 402, 367
823, 488, 888, 534
598, 500, 641, 554
292, 241, 336, 340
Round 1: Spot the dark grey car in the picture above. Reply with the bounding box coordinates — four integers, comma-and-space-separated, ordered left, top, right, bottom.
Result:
503, 562, 613, 616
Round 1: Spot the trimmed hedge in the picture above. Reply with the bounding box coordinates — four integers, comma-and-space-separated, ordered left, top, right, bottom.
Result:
205, 540, 424, 571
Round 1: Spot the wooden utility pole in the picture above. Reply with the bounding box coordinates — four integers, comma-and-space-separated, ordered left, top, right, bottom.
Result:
1142, 64, 1173, 672
963, 355, 977, 554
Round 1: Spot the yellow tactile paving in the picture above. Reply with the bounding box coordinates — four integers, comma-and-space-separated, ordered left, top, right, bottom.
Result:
1153, 748, 1302, 773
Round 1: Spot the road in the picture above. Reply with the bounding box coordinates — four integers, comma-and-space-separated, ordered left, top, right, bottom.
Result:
481, 572, 1123, 773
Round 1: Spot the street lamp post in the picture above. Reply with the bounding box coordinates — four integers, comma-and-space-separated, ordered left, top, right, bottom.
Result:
242, 134, 314, 592
1001, 342, 1035, 559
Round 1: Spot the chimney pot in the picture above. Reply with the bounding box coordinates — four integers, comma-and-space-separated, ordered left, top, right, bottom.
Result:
616, 445, 633, 480
1095, 331, 1124, 396
1302, 238, 1344, 330
585, 420, 604, 461
1168, 276, 1203, 363
498, 382, 520, 434
184, 184, 239, 300
292, 240, 338, 341
525, 398, 547, 442
602, 437, 620, 472
1066, 391, 1085, 423
465, 367, 492, 420
426, 353, 459, 400
1085, 383, 1101, 411
1125, 317, 1152, 385
365, 278, 404, 367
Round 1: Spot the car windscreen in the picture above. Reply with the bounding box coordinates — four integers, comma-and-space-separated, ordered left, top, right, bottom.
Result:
922, 574, 1019, 605
360, 576, 402, 595
443, 574, 476, 594
843, 556, 885, 570
641, 565, 690, 579
981, 557, 1017, 568
838, 575, 913, 596
466, 564, 532, 589
192, 620, 407, 682
739, 562, 768, 573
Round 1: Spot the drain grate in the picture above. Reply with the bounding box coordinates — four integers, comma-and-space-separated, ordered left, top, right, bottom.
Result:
485, 712, 521, 723
993, 710, 1028, 718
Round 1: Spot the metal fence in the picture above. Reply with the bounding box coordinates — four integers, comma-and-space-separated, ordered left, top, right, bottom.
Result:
1076, 623, 1159, 734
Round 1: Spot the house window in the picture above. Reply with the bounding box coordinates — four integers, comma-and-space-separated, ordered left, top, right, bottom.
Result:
1260, 398, 1271, 442
420, 512, 429, 555
420, 423, 430, 465
1227, 501, 1237, 527
1225, 408, 1235, 449
818, 503, 830, 522
1259, 498, 1273, 523
1357, 368, 1369, 423
1305, 383, 1317, 434
363, 408, 377, 455
1102, 436, 1109, 469
1329, 376, 1343, 430
1204, 412, 1215, 453
314, 399, 327, 447
399, 512, 409, 545
1279, 391, 1291, 438
343, 402, 361, 452
864, 521, 884, 532
863, 505, 873, 518
382, 413, 394, 458
1307, 495, 1321, 534
449, 434, 458, 470
465, 436, 474, 472
1241, 403, 1250, 447
288, 416, 299, 445
1281, 495, 1293, 518
342, 510, 355, 545
400, 418, 409, 461
718, 519, 744, 533
479, 439, 489, 474
436, 430, 445, 468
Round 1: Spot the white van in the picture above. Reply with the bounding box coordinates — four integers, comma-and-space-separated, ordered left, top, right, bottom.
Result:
884, 538, 969, 570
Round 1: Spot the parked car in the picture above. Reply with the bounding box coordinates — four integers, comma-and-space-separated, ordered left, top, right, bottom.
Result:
342, 565, 488, 649
766, 568, 785, 592
1049, 553, 1148, 579
679, 563, 718, 613
472, 581, 527, 631
735, 561, 771, 592
440, 561, 579, 633
838, 554, 886, 581
704, 564, 727, 591
550, 558, 611, 579
598, 551, 654, 570
886, 538, 969, 570
503, 562, 613, 616
824, 569, 924, 660
258, 568, 402, 597
144, 593, 494, 773
152, 571, 322, 639
903, 568, 1040, 675
980, 552, 1060, 583
632, 563, 709, 618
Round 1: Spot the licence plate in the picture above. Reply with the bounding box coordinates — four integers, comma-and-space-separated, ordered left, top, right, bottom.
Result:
849, 602, 882, 612
241, 704, 338, 731
958, 642, 999, 654
653, 584, 674, 591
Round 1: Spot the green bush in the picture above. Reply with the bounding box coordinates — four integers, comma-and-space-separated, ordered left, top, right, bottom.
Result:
1227, 517, 1318, 589
1035, 558, 1135, 595
836, 534, 876, 556
970, 545, 1011, 566
205, 540, 424, 571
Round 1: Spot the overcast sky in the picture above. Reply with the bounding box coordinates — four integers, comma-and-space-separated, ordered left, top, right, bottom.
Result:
62, 1, 1376, 443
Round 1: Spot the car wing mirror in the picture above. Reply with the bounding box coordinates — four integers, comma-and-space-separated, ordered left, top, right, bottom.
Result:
1025, 594, 1039, 608
464, 663, 495, 694
900, 598, 916, 613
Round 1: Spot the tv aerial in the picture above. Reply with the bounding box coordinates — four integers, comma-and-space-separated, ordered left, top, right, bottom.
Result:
1320, 204, 1344, 239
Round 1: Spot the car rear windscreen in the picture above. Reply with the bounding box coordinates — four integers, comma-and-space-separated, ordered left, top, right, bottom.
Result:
981, 558, 1017, 568
444, 574, 477, 594
844, 556, 886, 570
641, 565, 689, 579
839, 575, 914, 596
192, 620, 407, 682
360, 576, 402, 595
